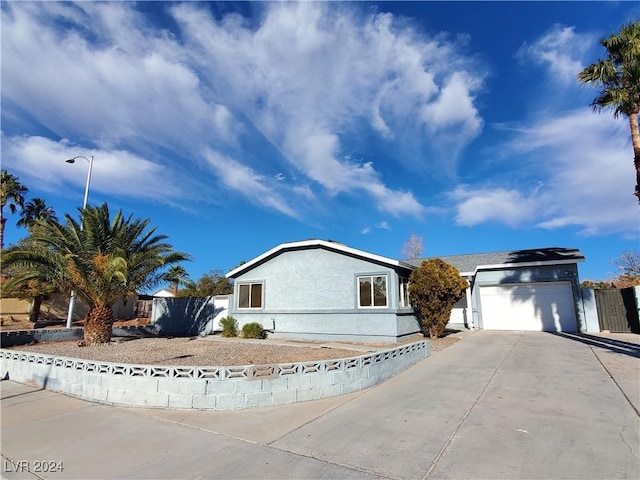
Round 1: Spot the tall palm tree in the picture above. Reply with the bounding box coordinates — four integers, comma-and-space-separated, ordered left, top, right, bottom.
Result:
3, 203, 191, 345
162, 265, 193, 296
577, 21, 640, 202
0, 169, 28, 249
17, 198, 58, 231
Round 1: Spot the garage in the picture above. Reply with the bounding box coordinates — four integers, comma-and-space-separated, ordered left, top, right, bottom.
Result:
479, 282, 577, 331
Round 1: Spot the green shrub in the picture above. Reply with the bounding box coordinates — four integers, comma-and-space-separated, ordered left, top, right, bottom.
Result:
220, 316, 238, 337
408, 258, 468, 338
242, 322, 264, 339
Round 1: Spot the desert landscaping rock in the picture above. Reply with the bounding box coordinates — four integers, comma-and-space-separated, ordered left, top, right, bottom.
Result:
5, 334, 458, 366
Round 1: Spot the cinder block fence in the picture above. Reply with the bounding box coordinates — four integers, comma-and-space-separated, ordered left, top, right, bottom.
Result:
0, 332, 430, 410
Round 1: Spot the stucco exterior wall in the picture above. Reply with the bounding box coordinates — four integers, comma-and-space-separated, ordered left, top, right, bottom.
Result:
228, 247, 419, 342
233, 248, 404, 310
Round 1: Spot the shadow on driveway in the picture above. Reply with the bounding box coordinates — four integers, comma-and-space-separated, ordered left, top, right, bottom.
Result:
550, 332, 640, 358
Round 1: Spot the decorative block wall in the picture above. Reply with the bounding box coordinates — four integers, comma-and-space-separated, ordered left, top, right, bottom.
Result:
0, 340, 430, 410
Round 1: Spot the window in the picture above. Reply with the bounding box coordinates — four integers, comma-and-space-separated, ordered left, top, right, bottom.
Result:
399, 277, 410, 307
358, 275, 387, 307
238, 283, 263, 309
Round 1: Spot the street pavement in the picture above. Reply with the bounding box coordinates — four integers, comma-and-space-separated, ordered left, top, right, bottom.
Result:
1, 331, 638, 480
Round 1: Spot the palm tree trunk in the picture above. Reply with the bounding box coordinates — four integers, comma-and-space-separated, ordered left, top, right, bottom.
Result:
83, 305, 114, 346
629, 111, 640, 203
29, 296, 42, 324
0, 215, 6, 250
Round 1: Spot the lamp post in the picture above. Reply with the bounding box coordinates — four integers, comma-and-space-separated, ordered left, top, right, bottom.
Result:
64, 155, 94, 328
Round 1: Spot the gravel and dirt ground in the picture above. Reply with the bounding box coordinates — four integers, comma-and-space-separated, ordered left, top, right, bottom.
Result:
3, 331, 461, 366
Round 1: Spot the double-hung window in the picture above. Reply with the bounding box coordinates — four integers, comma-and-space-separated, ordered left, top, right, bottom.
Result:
237, 283, 263, 309
358, 275, 387, 308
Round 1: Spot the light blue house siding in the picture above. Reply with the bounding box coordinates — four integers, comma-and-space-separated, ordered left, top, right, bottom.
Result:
470, 264, 584, 331
227, 244, 419, 343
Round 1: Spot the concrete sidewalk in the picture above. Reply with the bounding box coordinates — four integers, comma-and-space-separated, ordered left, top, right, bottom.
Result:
2, 331, 639, 479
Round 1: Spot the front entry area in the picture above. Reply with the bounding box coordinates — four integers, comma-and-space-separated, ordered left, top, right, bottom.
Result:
479, 282, 577, 331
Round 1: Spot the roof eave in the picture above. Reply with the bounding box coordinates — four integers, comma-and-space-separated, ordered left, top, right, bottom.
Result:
226, 239, 407, 278
473, 257, 585, 275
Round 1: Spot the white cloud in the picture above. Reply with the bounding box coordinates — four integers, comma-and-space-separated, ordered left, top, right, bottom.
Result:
451, 186, 538, 227
1, 1, 238, 171
451, 110, 637, 235
171, 1, 483, 216
517, 24, 591, 84
202, 148, 298, 219
1, 134, 181, 202
2, 2, 485, 220
421, 72, 482, 136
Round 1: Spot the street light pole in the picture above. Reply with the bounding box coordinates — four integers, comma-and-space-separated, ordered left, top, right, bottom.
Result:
65, 155, 94, 329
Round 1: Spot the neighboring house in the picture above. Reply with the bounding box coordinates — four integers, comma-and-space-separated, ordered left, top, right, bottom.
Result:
151, 288, 175, 298
134, 288, 174, 320
226, 240, 586, 342
226, 239, 419, 343
407, 248, 586, 332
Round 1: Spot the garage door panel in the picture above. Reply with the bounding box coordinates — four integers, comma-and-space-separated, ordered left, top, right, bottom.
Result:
480, 283, 576, 332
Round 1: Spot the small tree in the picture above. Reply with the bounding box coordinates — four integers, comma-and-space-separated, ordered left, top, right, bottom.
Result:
408, 258, 468, 338
401, 232, 424, 259
611, 250, 640, 279
1, 169, 28, 250
162, 265, 193, 296
1, 239, 57, 323
178, 269, 233, 297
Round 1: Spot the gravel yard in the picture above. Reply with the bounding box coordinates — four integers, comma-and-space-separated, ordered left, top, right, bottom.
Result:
4, 333, 461, 367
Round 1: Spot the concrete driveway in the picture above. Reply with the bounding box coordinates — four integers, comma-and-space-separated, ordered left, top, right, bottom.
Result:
2, 331, 638, 479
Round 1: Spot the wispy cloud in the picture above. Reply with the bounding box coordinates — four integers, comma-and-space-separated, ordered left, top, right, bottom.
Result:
202, 148, 298, 218
451, 110, 636, 235
517, 24, 591, 85
2, 1, 486, 220
171, 1, 484, 215
1, 134, 181, 203
450, 21, 637, 237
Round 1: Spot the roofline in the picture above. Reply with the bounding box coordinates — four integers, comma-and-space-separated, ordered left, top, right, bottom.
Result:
410, 256, 584, 278
226, 239, 410, 278
468, 258, 585, 276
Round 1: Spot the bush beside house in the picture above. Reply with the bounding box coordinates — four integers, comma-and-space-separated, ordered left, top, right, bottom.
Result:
409, 259, 468, 338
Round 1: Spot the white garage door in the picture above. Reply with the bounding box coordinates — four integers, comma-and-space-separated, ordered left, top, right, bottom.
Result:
480, 282, 577, 331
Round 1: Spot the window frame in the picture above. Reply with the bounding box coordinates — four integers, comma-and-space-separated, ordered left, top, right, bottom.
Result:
399, 277, 410, 308
357, 274, 388, 308
236, 282, 264, 310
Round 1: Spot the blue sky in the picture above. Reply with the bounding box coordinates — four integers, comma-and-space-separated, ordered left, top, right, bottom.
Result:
2, 1, 639, 289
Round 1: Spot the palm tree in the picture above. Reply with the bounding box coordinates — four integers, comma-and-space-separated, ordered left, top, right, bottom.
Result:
0, 169, 28, 249
17, 198, 58, 231
3, 203, 191, 345
577, 21, 640, 202
162, 265, 193, 296
1, 242, 57, 324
